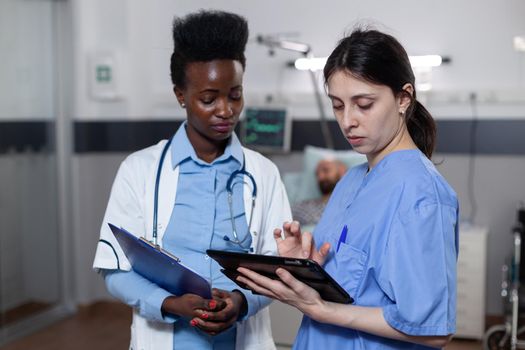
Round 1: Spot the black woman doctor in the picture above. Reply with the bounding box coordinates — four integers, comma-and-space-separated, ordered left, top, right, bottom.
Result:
92, 10, 291, 350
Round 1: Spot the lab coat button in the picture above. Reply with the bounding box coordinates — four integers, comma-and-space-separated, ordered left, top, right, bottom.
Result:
204, 254, 210, 260
253, 231, 257, 236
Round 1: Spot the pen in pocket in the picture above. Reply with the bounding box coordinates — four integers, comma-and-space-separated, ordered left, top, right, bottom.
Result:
336, 225, 348, 252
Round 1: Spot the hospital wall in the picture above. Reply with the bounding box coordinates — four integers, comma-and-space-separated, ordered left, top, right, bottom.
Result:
68, 0, 525, 316
0, 154, 60, 312
0, 1, 62, 314
2, 0, 525, 320
69, 0, 525, 121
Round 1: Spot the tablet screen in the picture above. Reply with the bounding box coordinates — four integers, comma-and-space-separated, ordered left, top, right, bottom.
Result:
206, 249, 353, 304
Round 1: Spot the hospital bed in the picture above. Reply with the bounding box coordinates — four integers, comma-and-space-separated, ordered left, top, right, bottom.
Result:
282, 145, 366, 206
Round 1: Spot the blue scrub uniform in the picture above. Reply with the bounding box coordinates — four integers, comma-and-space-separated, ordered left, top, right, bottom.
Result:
294, 149, 459, 350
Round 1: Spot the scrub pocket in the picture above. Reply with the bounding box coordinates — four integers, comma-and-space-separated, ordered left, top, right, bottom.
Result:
332, 243, 368, 299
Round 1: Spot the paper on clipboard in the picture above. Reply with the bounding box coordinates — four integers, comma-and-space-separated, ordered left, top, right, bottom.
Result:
109, 223, 212, 299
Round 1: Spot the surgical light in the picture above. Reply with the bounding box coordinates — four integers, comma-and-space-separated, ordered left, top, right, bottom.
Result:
294, 55, 447, 71
408, 55, 443, 68
256, 35, 310, 55
417, 83, 433, 92
514, 35, 525, 52
294, 57, 328, 71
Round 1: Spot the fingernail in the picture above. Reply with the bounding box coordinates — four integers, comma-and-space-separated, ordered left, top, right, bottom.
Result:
209, 300, 216, 309
190, 320, 197, 326
201, 313, 208, 319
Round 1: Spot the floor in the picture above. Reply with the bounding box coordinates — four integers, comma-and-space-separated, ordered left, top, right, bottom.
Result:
1, 302, 131, 350
0, 302, 52, 328
1, 301, 482, 350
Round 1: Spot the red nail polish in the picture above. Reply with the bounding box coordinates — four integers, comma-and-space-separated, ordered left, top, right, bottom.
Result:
201, 313, 208, 319
190, 320, 197, 326
209, 300, 216, 309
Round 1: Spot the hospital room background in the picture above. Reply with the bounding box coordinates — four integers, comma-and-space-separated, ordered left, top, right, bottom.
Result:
1, 0, 525, 349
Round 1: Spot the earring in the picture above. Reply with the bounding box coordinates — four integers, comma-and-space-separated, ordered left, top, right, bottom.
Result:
399, 110, 405, 115
181, 103, 186, 108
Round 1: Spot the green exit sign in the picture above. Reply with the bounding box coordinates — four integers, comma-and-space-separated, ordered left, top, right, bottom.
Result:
96, 65, 112, 83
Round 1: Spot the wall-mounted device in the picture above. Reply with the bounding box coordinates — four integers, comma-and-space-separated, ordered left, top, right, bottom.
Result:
88, 51, 122, 101
241, 107, 291, 153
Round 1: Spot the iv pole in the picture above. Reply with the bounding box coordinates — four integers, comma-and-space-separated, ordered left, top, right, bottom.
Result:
256, 35, 334, 149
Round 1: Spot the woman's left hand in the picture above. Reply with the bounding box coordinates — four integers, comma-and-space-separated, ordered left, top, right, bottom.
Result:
190, 288, 247, 335
236, 267, 326, 319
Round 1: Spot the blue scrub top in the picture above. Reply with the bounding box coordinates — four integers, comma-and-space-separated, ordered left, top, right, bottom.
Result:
294, 149, 459, 350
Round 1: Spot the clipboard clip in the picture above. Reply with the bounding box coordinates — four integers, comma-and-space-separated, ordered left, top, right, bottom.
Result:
139, 237, 181, 263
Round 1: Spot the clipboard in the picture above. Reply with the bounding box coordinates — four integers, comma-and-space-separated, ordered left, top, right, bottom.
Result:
109, 223, 212, 299
206, 249, 353, 304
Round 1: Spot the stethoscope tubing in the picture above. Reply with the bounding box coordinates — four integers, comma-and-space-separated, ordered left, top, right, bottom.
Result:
153, 138, 173, 246
98, 137, 256, 270
153, 138, 256, 250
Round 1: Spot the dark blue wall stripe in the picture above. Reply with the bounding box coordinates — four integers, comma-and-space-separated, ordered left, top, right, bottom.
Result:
0, 121, 53, 153
436, 120, 525, 155
1, 119, 525, 155
72, 119, 525, 155
74, 121, 182, 153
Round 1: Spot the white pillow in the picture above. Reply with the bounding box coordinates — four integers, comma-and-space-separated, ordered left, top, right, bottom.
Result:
283, 172, 303, 204
295, 145, 367, 203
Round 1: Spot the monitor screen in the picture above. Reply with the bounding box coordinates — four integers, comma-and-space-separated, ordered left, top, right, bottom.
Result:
241, 108, 291, 153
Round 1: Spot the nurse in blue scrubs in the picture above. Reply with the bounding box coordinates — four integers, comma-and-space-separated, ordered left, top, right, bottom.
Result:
238, 28, 459, 349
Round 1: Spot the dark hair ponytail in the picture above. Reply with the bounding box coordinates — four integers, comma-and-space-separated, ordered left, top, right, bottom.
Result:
324, 28, 436, 158
405, 99, 436, 158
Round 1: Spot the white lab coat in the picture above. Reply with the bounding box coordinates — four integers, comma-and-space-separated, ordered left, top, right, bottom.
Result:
93, 139, 292, 350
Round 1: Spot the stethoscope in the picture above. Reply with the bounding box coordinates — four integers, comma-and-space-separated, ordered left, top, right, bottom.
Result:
98, 137, 257, 269
153, 138, 257, 251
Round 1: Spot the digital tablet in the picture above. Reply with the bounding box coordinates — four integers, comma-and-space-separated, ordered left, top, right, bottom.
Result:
206, 249, 353, 304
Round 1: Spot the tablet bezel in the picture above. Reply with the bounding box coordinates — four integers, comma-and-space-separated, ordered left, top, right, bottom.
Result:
206, 249, 353, 304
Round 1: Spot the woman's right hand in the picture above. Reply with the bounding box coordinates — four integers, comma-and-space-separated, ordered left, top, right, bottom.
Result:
274, 221, 331, 265
161, 294, 225, 320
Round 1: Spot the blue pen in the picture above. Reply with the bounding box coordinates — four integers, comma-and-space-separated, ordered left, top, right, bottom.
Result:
336, 225, 348, 252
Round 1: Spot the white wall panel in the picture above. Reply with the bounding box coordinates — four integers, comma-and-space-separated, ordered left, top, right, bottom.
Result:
71, 154, 127, 303
0, 0, 54, 120
70, 0, 525, 120
0, 154, 60, 311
